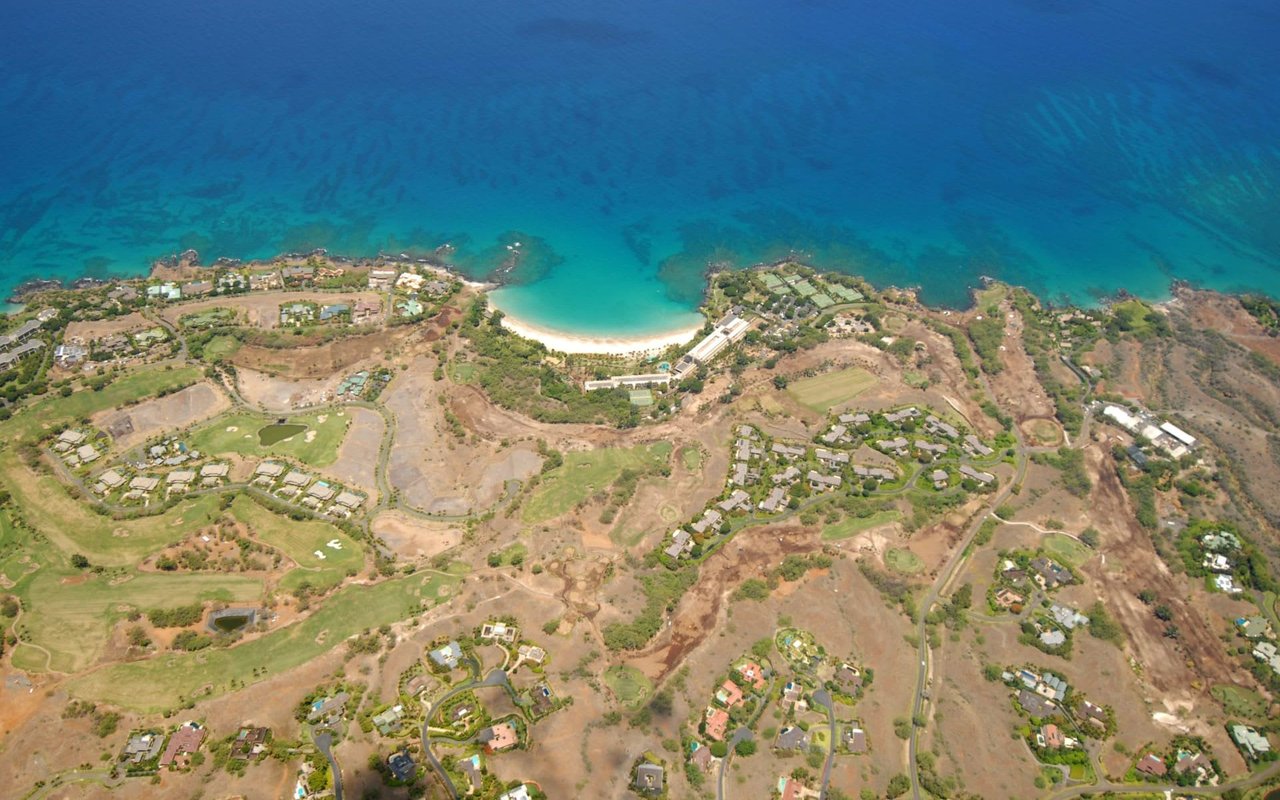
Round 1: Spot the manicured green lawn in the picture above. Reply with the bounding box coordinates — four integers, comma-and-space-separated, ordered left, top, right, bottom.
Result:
14, 569, 263, 673
604, 665, 653, 708
821, 510, 901, 541
0, 365, 203, 445
787, 367, 878, 413
523, 442, 672, 524
67, 568, 464, 712
680, 445, 703, 473
885, 548, 925, 575
1211, 684, 1268, 718
202, 335, 241, 360
229, 495, 362, 591
1042, 533, 1092, 568
189, 410, 350, 467
0, 452, 223, 565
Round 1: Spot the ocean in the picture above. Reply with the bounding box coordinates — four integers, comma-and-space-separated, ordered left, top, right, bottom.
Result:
2, 0, 1279, 335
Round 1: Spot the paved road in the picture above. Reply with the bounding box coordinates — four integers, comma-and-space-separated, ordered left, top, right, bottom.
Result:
716, 727, 754, 800
421, 668, 512, 800
812, 688, 838, 797
908, 375, 1031, 800
313, 729, 344, 800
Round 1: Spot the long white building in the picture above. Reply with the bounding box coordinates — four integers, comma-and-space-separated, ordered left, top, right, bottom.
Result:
671, 314, 751, 378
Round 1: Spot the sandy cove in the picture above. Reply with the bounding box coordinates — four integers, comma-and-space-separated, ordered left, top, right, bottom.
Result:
496, 313, 701, 357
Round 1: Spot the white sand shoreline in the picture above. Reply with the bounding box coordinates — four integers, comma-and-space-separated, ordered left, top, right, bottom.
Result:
496, 313, 701, 356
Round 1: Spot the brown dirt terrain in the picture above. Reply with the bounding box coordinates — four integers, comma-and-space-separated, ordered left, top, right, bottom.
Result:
325, 405, 383, 495
63, 312, 152, 342
370, 512, 463, 560
384, 357, 542, 515
92, 381, 230, 450
229, 328, 411, 380
235, 366, 342, 410
1076, 445, 1255, 709
1147, 323, 1280, 526
1175, 288, 1280, 367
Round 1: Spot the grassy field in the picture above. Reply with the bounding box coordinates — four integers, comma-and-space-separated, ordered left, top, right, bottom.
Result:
202, 335, 241, 360
449, 362, 478, 384
603, 665, 653, 708
787, 367, 878, 413
229, 496, 362, 592
1211, 684, 1268, 718
0, 452, 223, 565
0, 365, 203, 445
821, 510, 901, 541
66, 568, 465, 712
1042, 533, 1092, 568
1027, 419, 1062, 447
180, 308, 236, 328
885, 548, 925, 575
523, 442, 673, 524
13, 569, 263, 673
189, 410, 350, 467
903, 370, 930, 389
679, 445, 703, 473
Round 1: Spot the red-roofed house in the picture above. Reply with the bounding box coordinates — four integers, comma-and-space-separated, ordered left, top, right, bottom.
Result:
715, 679, 744, 708
159, 722, 206, 769
1040, 724, 1065, 750
737, 660, 768, 691
704, 707, 730, 742
1136, 753, 1167, 777
482, 722, 518, 754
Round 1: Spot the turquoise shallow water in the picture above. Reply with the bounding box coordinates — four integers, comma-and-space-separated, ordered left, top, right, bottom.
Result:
1, 1, 1279, 335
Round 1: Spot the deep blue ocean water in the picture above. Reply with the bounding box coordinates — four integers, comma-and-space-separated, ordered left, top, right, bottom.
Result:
2, 0, 1279, 335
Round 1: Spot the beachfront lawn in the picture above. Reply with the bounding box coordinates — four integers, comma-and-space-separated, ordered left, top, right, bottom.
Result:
523, 442, 673, 524
67, 568, 465, 712
229, 495, 362, 592
0, 452, 223, 566
189, 410, 350, 467
787, 367, 878, 413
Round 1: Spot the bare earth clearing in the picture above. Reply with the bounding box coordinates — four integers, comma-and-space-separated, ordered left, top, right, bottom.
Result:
93, 381, 230, 450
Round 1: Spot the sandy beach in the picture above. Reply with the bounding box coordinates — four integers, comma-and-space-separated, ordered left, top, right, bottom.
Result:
497, 313, 701, 356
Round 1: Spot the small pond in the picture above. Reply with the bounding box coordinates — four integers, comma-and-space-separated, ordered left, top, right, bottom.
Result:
208, 608, 257, 633
258, 423, 307, 446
